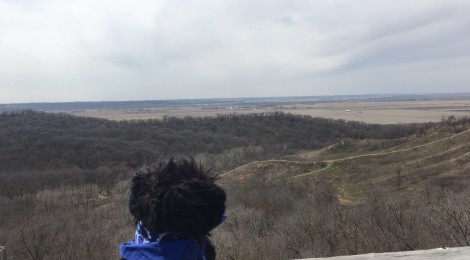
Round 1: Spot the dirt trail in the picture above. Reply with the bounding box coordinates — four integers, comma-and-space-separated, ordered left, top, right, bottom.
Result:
222, 127, 470, 179
221, 160, 316, 178
330, 127, 470, 162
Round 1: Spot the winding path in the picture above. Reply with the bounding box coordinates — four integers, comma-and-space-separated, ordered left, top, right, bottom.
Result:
221, 127, 470, 179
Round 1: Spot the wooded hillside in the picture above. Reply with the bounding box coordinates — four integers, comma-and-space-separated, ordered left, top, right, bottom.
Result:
3, 110, 459, 259
0, 110, 424, 170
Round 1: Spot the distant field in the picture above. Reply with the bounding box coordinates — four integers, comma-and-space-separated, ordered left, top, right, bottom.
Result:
63, 98, 470, 124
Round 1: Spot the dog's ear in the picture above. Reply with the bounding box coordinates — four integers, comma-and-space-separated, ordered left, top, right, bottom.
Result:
128, 173, 148, 221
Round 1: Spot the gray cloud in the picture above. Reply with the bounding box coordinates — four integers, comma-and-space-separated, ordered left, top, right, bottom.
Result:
0, 0, 469, 103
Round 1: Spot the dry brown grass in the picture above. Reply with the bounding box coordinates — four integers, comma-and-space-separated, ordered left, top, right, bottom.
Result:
220, 125, 470, 200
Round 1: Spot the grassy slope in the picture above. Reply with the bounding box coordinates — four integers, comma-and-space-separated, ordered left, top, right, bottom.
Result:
222, 125, 470, 201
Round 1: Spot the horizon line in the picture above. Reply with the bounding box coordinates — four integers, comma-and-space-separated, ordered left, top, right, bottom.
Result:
2, 92, 470, 106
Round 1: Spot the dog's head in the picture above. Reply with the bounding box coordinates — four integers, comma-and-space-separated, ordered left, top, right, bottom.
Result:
128, 157, 226, 241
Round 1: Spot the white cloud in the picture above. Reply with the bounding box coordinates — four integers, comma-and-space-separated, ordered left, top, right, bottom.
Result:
0, 0, 469, 103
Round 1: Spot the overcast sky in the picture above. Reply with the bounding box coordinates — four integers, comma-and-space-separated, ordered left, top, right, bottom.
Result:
0, 0, 469, 103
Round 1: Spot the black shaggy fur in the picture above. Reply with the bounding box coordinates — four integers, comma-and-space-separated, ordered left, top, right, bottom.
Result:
128, 157, 226, 259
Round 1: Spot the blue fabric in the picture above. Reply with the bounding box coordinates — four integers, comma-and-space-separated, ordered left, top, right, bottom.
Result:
134, 222, 171, 244
120, 222, 206, 260
121, 215, 227, 260
120, 239, 206, 260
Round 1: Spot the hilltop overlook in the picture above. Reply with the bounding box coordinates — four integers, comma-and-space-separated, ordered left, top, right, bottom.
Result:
1, 111, 469, 259
2, 0, 470, 258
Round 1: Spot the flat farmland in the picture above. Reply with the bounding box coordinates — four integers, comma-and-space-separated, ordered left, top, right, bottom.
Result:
63, 98, 470, 124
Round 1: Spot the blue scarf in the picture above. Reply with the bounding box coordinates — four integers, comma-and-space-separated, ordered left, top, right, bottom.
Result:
120, 222, 206, 260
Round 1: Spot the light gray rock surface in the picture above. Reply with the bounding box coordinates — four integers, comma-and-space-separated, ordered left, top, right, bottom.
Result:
300, 247, 470, 260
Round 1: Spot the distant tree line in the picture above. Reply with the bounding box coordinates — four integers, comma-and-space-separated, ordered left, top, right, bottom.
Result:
0, 110, 437, 196
0, 110, 430, 171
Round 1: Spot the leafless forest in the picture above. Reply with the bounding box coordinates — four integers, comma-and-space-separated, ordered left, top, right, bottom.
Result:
1, 111, 470, 259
